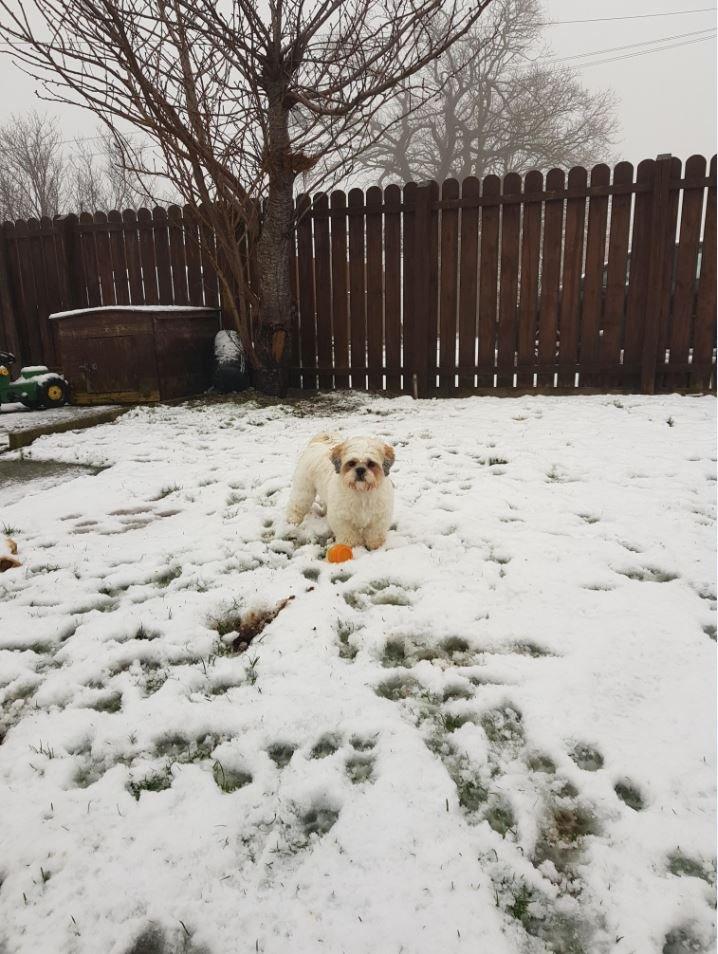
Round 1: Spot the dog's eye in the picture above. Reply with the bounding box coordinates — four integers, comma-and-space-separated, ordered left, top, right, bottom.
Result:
366, 460, 377, 468
347, 459, 357, 468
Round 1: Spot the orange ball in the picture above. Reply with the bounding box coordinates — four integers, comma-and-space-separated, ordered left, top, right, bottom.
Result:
327, 543, 353, 563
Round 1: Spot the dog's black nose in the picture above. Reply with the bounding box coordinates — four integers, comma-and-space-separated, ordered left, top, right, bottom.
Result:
354, 466, 366, 479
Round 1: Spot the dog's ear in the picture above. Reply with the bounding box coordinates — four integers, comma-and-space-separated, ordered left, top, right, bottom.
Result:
382, 443, 395, 476
330, 443, 344, 473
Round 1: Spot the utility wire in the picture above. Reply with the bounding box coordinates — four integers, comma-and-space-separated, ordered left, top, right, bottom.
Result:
549, 6, 715, 25
549, 26, 716, 62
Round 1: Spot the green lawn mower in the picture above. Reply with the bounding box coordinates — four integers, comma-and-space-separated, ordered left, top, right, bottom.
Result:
0, 351, 70, 409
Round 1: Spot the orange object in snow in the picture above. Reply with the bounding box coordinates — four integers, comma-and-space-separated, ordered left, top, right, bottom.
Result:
327, 544, 353, 563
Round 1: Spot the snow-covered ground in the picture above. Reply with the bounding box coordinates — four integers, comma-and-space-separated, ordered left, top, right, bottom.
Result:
0, 392, 715, 954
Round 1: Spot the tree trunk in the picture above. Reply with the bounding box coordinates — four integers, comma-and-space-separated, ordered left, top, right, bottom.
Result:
254, 95, 295, 394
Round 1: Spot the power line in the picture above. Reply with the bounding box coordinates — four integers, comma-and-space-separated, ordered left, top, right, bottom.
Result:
562, 32, 716, 69
549, 6, 716, 25
549, 26, 716, 63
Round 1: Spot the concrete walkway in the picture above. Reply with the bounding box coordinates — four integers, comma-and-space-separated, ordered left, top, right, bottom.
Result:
0, 403, 127, 451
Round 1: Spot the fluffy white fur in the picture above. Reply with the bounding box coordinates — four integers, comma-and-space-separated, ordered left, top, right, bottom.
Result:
286, 433, 395, 549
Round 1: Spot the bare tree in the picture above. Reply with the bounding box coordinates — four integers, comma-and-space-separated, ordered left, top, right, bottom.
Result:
0, 111, 150, 219
68, 133, 152, 213
0, 112, 65, 220
361, 0, 619, 184
0, 0, 495, 391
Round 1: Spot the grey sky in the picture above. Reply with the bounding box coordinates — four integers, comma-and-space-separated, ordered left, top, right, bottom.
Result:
0, 0, 715, 168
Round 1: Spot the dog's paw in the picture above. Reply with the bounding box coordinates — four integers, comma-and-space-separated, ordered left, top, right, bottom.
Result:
364, 533, 386, 551
286, 507, 304, 526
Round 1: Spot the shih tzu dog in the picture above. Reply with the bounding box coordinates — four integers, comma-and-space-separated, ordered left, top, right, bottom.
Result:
286, 433, 395, 549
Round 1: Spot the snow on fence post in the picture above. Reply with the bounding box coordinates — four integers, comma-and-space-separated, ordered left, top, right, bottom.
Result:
640, 153, 674, 394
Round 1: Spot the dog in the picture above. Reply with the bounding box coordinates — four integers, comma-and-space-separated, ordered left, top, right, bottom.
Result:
286, 433, 395, 549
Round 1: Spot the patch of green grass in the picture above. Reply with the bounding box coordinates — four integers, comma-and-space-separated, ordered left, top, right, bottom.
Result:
454, 775, 489, 813
153, 485, 180, 500
375, 675, 420, 701
302, 806, 339, 837
614, 781, 644, 811
267, 742, 296, 768
337, 622, 358, 661
302, 567, 320, 581
154, 566, 182, 588
527, 753, 557, 774
90, 691, 123, 713
442, 684, 473, 702
128, 766, 174, 800
568, 742, 603, 772
512, 641, 554, 658
350, 735, 377, 751
310, 734, 341, 759
154, 733, 219, 763
667, 851, 716, 885
619, 566, 679, 583
1, 524, 18, 536
134, 624, 159, 641
702, 624, 716, 641
345, 754, 374, 784
508, 884, 533, 922
578, 513, 600, 524
440, 711, 477, 733
485, 798, 516, 836
212, 760, 252, 793
481, 705, 524, 747
73, 760, 106, 789
382, 639, 409, 668
662, 927, 705, 954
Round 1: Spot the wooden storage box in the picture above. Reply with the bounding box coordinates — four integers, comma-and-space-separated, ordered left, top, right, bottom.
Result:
50, 306, 221, 404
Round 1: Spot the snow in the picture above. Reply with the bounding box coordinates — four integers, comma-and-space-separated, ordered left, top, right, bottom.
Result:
49, 306, 219, 319
0, 392, 715, 954
214, 329, 244, 365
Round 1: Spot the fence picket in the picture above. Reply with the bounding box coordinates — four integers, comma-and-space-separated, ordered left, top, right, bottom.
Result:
122, 210, 144, 304
330, 190, 349, 389
366, 186, 384, 392
348, 187, 366, 391
296, 194, 317, 390
581, 164, 610, 386
517, 170, 542, 388
384, 184, 402, 392
623, 160, 655, 389
439, 178, 459, 392
692, 154, 716, 391
537, 169, 565, 387
557, 166, 587, 387
477, 175, 500, 386
314, 193, 333, 390
153, 207, 173, 303
497, 172, 521, 388
108, 210, 130, 306
138, 208, 158, 305
402, 182, 417, 394
79, 212, 101, 307
458, 177, 480, 390
666, 154, 706, 389
601, 162, 633, 386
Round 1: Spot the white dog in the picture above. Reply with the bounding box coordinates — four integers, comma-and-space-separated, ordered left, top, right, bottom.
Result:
286, 433, 395, 549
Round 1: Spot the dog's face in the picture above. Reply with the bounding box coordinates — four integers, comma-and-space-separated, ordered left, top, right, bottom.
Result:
330, 437, 395, 492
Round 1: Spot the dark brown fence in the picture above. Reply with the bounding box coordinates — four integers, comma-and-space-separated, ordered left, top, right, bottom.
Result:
1, 153, 715, 396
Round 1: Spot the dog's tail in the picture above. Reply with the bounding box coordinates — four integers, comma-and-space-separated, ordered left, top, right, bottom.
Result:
309, 432, 339, 447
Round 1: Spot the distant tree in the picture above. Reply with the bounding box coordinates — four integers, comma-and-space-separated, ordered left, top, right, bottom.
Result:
0, 0, 495, 391
0, 112, 65, 220
361, 0, 619, 184
0, 112, 147, 219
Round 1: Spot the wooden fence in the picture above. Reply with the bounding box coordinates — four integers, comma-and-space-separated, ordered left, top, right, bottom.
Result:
1, 153, 715, 396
